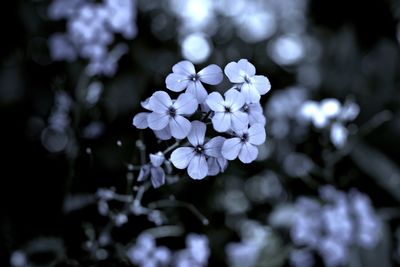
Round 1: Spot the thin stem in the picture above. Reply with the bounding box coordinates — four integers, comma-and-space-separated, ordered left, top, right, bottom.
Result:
162, 141, 180, 154
148, 199, 209, 226
142, 225, 184, 239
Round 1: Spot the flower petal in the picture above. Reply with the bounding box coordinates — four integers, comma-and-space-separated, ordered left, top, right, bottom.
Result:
225, 88, 245, 111
172, 60, 195, 75
133, 112, 149, 129
221, 137, 242, 160
166, 73, 189, 92
241, 82, 260, 103
186, 80, 208, 104
248, 123, 266, 145
137, 165, 150, 181
207, 157, 220, 176
170, 147, 195, 169
174, 93, 198, 115
238, 142, 258, 163
198, 64, 223, 85
251, 75, 271, 95
187, 120, 206, 146
206, 92, 225, 112
231, 111, 249, 131
169, 115, 191, 139
147, 112, 169, 130
187, 154, 208, 180
154, 127, 172, 140
149, 91, 172, 112
238, 59, 256, 76
211, 112, 231, 132
204, 136, 225, 157
150, 167, 165, 188
224, 61, 245, 83
150, 152, 165, 167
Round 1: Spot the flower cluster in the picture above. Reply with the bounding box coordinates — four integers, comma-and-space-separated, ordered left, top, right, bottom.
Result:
133, 59, 270, 182
290, 186, 381, 267
298, 98, 360, 148
127, 233, 210, 267
48, 0, 137, 76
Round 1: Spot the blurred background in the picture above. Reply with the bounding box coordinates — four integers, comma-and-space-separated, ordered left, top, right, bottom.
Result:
1, 0, 400, 266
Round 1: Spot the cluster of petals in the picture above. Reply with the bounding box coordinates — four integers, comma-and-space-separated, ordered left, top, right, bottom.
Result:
133, 59, 271, 181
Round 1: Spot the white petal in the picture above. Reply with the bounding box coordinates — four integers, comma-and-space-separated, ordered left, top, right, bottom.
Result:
174, 93, 198, 115
238, 59, 256, 76
169, 115, 192, 139
170, 147, 195, 169
140, 98, 151, 109
321, 98, 341, 118
166, 73, 189, 92
224, 61, 245, 83
207, 158, 220, 176
147, 112, 169, 130
206, 92, 225, 112
150, 167, 165, 188
225, 88, 245, 111
248, 123, 266, 145
251, 75, 271, 95
212, 112, 231, 132
154, 127, 172, 140
187, 154, 208, 180
149, 91, 172, 112
186, 81, 208, 104
221, 138, 242, 160
133, 112, 148, 129
198, 64, 223, 85
172, 60, 195, 75
204, 136, 225, 157
150, 152, 165, 167
187, 120, 206, 146
231, 111, 249, 131
241, 83, 260, 103
238, 142, 258, 163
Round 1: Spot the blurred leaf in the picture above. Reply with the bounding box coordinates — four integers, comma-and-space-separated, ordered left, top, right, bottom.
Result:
351, 140, 400, 202
255, 227, 289, 267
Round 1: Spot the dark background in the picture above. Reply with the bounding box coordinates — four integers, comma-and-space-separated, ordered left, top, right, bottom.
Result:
1, 0, 400, 266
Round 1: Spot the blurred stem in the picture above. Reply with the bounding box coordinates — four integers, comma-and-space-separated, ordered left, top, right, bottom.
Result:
358, 110, 392, 136
148, 199, 209, 226
142, 225, 184, 238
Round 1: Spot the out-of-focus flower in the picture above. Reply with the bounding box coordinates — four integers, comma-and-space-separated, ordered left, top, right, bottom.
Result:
127, 234, 171, 267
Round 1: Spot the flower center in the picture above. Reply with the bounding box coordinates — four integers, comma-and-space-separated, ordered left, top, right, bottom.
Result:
224, 106, 231, 113
242, 104, 249, 113
244, 75, 251, 84
168, 106, 177, 117
194, 145, 204, 154
190, 74, 200, 81
240, 133, 249, 143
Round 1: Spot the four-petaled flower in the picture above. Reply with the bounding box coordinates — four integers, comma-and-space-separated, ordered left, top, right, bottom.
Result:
222, 123, 266, 163
147, 91, 198, 139
170, 121, 225, 180
166, 60, 223, 104
206, 89, 248, 132
224, 59, 271, 103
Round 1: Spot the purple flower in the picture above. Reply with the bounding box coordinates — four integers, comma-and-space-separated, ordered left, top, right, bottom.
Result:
224, 59, 271, 103
221, 123, 266, 163
170, 121, 225, 180
166, 60, 223, 103
242, 102, 266, 125
137, 152, 166, 188
206, 89, 248, 132
147, 91, 198, 139
207, 156, 227, 176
